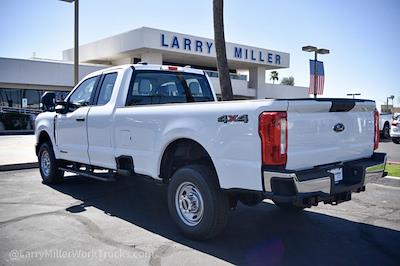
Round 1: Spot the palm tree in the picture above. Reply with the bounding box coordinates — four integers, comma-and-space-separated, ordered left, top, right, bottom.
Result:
270, 71, 279, 84
213, 0, 233, 100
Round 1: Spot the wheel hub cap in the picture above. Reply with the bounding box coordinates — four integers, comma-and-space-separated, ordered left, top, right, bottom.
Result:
41, 150, 51, 176
175, 182, 204, 226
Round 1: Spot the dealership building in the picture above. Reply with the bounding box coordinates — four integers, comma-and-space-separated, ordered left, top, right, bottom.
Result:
0, 27, 308, 131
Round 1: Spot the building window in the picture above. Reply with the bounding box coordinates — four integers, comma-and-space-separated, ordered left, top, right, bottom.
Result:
0, 88, 69, 132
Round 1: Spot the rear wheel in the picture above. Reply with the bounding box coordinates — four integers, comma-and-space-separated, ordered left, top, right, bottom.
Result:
168, 165, 229, 240
273, 200, 305, 211
382, 123, 390, 139
38, 142, 64, 184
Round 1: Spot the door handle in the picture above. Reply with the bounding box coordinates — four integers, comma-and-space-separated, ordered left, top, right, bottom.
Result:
76, 117, 85, 122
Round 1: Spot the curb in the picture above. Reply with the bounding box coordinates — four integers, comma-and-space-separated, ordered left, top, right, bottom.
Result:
384, 175, 400, 180
0, 162, 38, 172
0, 131, 34, 136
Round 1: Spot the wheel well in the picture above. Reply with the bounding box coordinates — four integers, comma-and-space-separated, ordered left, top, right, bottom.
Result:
36, 131, 51, 155
159, 138, 218, 184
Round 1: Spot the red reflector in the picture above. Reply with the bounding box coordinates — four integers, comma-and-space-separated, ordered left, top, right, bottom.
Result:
259, 112, 287, 166
168, 66, 178, 71
374, 110, 379, 150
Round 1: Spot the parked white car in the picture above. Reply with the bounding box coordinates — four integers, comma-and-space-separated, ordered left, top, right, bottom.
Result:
379, 113, 393, 139
35, 64, 387, 239
391, 115, 400, 144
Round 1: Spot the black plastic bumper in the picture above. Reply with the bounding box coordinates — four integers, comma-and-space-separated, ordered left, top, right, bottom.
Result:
263, 152, 387, 207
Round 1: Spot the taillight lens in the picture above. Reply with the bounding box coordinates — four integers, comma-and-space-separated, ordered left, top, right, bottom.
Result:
259, 112, 288, 166
374, 110, 379, 150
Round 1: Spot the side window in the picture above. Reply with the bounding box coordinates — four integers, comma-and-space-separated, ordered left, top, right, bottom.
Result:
97, 73, 117, 105
126, 72, 187, 106
68, 76, 97, 111
184, 75, 214, 102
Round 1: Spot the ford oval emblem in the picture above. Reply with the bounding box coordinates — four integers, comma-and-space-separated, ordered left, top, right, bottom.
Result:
333, 123, 345, 132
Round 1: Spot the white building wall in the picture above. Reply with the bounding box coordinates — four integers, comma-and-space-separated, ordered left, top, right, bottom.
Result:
209, 77, 256, 98
63, 27, 290, 69
257, 84, 309, 99
210, 76, 308, 99
111, 57, 131, 65
141, 52, 163, 64
248, 67, 266, 94
0, 57, 107, 90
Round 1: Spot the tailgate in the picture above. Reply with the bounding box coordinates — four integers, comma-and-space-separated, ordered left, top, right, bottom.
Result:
286, 99, 376, 170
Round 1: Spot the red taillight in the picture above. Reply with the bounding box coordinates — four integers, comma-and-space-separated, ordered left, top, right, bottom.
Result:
168, 66, 178, 71
259, 112, 287, 166
374, 110, 379, 150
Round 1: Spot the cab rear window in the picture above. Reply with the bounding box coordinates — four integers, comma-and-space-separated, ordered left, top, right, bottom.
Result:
125, 71, 214, 106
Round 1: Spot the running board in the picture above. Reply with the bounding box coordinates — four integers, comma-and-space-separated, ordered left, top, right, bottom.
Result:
59, 167, 116, 182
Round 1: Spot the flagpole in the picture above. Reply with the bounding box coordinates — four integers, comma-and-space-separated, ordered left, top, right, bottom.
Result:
302, 46, 330, 99
314, 52, 317, 99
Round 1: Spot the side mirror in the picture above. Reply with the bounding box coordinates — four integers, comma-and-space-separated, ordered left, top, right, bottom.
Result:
41, 92, 56, 111
55, 101, 68, 114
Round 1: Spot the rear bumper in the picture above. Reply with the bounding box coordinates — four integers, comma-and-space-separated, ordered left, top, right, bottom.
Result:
390, 130, 400, 138
263, 152, 387, 207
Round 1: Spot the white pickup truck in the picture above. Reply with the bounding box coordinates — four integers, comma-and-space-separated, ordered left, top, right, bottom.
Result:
379, 113, 393, 139
35, 64, 387, 240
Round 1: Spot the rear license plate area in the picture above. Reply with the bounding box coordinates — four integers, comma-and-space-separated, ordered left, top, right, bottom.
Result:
329, 168, 343, 184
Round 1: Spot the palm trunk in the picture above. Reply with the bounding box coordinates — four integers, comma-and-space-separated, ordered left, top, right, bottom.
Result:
213, 0, 233, 101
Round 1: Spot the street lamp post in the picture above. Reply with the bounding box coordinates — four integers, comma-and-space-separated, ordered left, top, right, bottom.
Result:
347, 93, 361, 99
302, 46, 330, 99
61, 0, 79, 86
386, 95, 395, 113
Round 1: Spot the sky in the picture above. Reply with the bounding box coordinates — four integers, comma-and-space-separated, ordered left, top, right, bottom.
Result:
0, 0, 399, 108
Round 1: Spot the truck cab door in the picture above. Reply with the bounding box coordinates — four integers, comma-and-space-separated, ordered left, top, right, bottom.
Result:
55, 76, 99, 165
87, 72, 118, 169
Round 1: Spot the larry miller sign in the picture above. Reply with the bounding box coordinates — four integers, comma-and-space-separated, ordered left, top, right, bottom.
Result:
160, 32, 289, 67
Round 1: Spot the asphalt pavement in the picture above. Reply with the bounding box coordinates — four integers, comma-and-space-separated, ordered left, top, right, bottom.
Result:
378, 139, 400, 162
1, 169, 399, 265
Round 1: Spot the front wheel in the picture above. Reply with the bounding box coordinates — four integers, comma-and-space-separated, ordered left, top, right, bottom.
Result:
167, 165, 229, 240
393, 138, 400, 144
38, 142, 64, 184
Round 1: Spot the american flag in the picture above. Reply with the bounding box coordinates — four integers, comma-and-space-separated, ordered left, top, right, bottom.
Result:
309, 60, 325, 95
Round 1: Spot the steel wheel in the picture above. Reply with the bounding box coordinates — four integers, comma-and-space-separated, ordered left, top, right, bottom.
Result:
40, 150, 51, 177
383, 123, 390, 139
38, 142, 64, 184
175, 181, 204, 226
168, 165, 229, 240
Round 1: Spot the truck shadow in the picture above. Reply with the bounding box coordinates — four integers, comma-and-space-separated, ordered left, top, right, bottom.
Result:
379, 137, 392, 143
48, 174, 400, 266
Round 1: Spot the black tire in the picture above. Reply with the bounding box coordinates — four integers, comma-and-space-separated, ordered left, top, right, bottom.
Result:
273, 200, 305, 211
382, 123, 391, 139
38, 142, 64, 184
393, 138, 400, 144
167, 165, 229, 240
